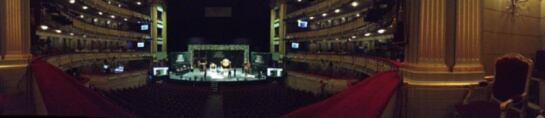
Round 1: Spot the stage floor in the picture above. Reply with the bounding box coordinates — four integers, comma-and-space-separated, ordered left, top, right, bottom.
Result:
170, 68, 266, 82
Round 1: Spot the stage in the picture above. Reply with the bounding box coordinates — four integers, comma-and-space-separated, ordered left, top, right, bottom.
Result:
169, 68, 266, 82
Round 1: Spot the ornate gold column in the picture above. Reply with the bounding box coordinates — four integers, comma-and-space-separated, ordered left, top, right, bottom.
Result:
0, 0, 4, 60
2, 0, 32, 61
278, 0, 287, 55
453, 0, 483, 72
401, 1, 486, 117
402, 0, 484, 86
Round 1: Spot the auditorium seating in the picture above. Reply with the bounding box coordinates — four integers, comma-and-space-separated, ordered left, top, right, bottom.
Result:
100, 83, 210, 118
31, 58, 134, 117
221, 84, 329, 118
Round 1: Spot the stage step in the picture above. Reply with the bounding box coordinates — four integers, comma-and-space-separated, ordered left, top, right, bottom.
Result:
211, 82, 219, 92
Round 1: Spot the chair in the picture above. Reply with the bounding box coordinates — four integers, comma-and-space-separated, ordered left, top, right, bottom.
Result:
456, 53, 533, 118
533, 50, 545, 79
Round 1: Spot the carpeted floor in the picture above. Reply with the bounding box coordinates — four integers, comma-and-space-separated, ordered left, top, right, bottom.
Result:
283, 70, 401, 118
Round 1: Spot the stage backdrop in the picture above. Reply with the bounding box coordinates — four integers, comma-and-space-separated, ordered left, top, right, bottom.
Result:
194, 50, 245, 67
169, 52, 190, 67
188, 44, 250, 67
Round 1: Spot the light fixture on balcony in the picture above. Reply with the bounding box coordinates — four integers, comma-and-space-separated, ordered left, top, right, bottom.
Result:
365, 33, 372, 37
297, 0, 302, 2
309, 16, 315, 20
124, 18, 129, 21
136, 1, 142, 5
356, 13, 360, 17
351, 1, 359, 7
83, 35, 87, 38
334, 9, 341, 13
40, 25, 49, 30
79, 15, 85, 18
118, 4, 122, 7
69, 0, 76, 4
352, 35, 357, 39
70, 33, 75, 36
106, 20, 111, 24
55, 29, 62, 34
377, 29, 386, 34
322, 13, 328, 17
93, 18, 99, 22
98, 12, 103, 15
110, 15, 116, 19
82, 6, 88, 10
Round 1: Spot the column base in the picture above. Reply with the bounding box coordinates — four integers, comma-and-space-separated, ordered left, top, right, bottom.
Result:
453, 63, 483, 72
401, 68, 485, 86
3, 53, 32, 61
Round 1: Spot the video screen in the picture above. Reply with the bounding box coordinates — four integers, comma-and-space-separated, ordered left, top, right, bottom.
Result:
291, 42, 300, 49
137, 42, 145, 48
297, 20, 308, 28
114, 66, 124, 73
153, 67, 169, 76
141, 24, 149, 31
267, 68, 284, 77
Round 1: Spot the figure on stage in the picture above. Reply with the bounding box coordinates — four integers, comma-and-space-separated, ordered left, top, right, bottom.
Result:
197, 58, 208, 71
197, 57, 208, 80
221, 58, 232, 77
209, 63, 217, 72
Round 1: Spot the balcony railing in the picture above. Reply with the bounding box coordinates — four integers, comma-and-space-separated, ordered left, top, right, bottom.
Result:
287, 0, 352, 19
83, 0, 151, 20
288, 18, 365, 39
287, 53, 400, 75
69, 16, 150, 39
46, 52, 152, 70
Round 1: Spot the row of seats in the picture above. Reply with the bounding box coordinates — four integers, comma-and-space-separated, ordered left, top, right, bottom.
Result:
99, 84, 210, 118
221, 84, 329, 118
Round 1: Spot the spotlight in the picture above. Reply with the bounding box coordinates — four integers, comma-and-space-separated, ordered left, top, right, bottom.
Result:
69, 0, 76, 4
98, 12, 103, 15
82, 6, 88, 10
322, 13, 328, 17
40, 25, 49, 30
309, 16, 315, 20
55, 29, 62, 34
352, 35, 357, 39
79, 15, 85, 18
136, 1, 142, 5
297, 0, 302, 2
365, 33, 372, 37
334, 9, 341, 13
351, 1, 359, 7
110, 15, 116, 19
377, 29, 386, 34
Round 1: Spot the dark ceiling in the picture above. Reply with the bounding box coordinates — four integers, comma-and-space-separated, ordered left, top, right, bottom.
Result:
167, 0, 271, 52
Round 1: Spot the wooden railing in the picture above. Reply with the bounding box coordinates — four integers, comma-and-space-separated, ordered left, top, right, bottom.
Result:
287, 0, 351, 19
287, 53, 400, 75
83, 0, 151, 20
70, 17, 149, 39
46, 52, 152, 70
287, 18, 365, 39
86, 70, 148, 91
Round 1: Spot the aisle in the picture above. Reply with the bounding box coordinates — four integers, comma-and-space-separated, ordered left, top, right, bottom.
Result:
202, 94, 224, 118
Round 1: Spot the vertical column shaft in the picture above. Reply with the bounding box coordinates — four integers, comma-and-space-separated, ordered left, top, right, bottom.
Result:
2, 0, 31, 61
453, 0, 483, 72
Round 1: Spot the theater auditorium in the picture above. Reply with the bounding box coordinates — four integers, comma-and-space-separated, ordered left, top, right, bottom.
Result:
0, 0, 545, 118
